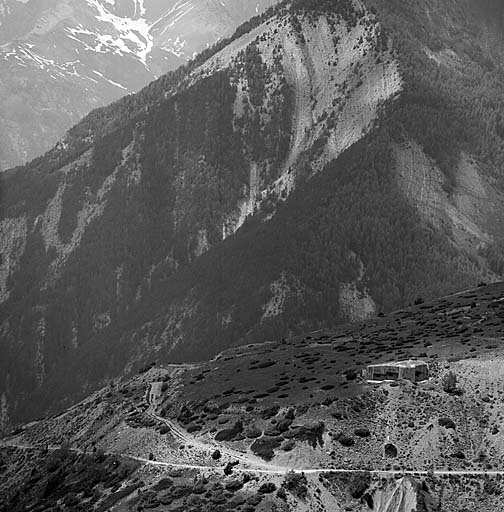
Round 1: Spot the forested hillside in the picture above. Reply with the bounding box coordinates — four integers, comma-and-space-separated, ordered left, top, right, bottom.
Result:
1, 0, 503, 431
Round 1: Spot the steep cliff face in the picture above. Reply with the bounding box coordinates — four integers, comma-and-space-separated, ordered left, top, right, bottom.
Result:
1, 0, 504, 429
0, 0, 278, 170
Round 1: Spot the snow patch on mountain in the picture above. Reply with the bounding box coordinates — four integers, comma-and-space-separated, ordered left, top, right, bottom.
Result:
135, 0, 146, 18
1, 42, 77, 78
150, 1, 198, 38
84, 0, 154, 65
161, 36, 187, 58
92, 69, 127, 89
0, 0, 280, 170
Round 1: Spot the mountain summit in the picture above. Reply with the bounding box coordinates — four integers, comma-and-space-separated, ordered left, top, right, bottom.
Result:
0, 0, 278, 170
1, 0, 504, 434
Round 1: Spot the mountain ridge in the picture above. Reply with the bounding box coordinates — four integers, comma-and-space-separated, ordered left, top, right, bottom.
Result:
0, 0, 278, 170
1, 0, 504, 436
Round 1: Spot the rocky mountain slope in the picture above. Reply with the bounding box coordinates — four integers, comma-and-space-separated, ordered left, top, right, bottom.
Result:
0, 0, 278, 170
2, 281, 504, 511
1, 0, 504, 432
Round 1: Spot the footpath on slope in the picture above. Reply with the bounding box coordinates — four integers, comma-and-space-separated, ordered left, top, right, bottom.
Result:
4, 379, 504, 477
3, 441, 504, 478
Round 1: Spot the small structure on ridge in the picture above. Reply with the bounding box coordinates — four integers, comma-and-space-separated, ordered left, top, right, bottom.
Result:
363, 360, 429, 383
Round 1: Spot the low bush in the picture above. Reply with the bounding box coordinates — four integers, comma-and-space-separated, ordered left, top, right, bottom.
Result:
348, 472, 371, 499
152, 478, 173, 492
250, 437, 283, 461
335, 433, 355, 447
384, 443, 398, 458
261, 405, 280, 419
282, 439, 296, 452
441, 372, 459, 394
282, 471, 308, 499
277, 487, 287, 500
245, 425, 262, 439
284, 422, 325, 448
438, 417, 456, 429
215, 420, 243, 441
484, 479, 501, 496
225, 479, 243, 491
258, 482, 277, 493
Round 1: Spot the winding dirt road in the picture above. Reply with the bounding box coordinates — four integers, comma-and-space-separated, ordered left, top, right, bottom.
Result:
4, 378, 504, 478
4, 442, 504, 478
146, 381, 287, 472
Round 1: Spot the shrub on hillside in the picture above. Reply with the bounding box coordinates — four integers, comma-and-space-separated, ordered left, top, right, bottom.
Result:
354, 428, 371, 438
441, 372, 458, 394
261, 405, 280, 419
215, 420, 243, 441
250, 437, 283, 461
331, 409, 347, 420
136, 490, 159, 510
258, 482, 277, 494
244, 425, 262, 439
345, 370, 358, 381
384, 443, 398, 458
282, 439, 296, 452
225, 479, 243, 491
277, 487, 287, 500
335, 432, 355, 447
152, 478, 173, 492
438, 417, 456, 429
484, 479, 501, 496
284, 422, 325, 448
282, 471, 308, 499
348, 472, 372, 499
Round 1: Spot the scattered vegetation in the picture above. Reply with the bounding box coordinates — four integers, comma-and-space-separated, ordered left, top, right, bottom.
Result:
0, 448, 138, 512
282, 471, 308, 499
442, 372, 460, 394
348, 472, 372, 499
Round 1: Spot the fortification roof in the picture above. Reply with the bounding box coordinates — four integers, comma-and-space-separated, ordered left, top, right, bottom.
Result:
366, 359, 428, 369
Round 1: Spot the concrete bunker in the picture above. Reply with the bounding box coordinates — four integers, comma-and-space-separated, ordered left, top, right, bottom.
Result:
363, 360, 429, 383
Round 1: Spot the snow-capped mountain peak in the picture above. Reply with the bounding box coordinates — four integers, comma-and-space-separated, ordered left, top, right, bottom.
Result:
0, 0, 279, 171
